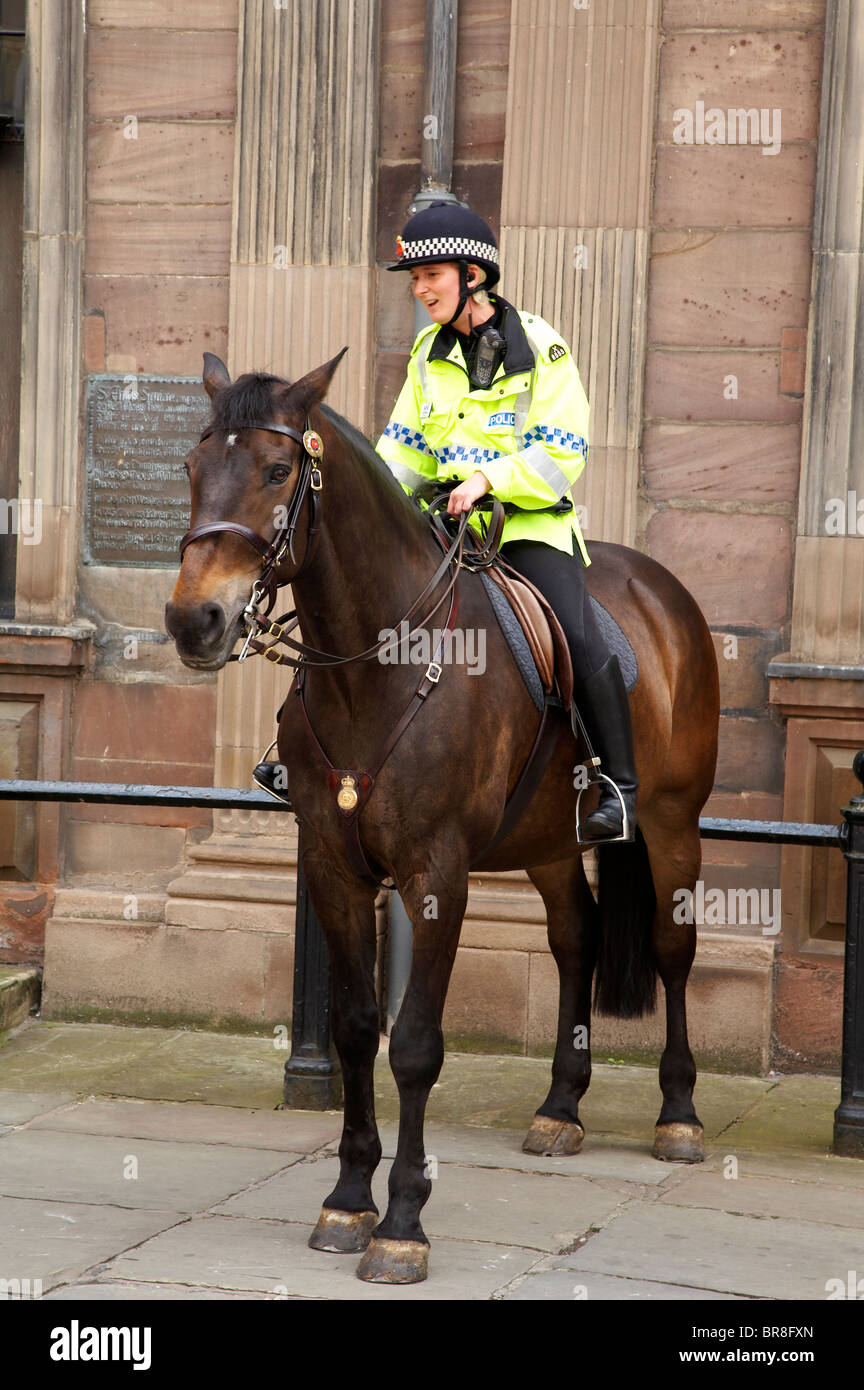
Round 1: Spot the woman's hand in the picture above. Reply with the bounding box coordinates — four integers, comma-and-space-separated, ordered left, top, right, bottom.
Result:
447, 470, 492, 516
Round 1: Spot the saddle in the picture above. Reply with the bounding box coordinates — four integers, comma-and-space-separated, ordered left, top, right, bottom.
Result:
418, 483, 574, 707
483, 564, 573, 707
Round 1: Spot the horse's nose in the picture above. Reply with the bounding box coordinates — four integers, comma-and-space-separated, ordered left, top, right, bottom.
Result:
164, 599, 226, 649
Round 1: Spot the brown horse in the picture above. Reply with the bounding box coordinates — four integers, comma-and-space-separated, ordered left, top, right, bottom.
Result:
166, 350, 719, 1285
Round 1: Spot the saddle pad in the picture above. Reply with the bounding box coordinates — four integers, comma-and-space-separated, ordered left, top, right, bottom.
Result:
480, 573, 639, 709
589, 595, 639, 694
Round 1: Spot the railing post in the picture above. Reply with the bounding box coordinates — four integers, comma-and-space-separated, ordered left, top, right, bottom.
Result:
834, 751, 864, 1158
282, 825, 343, 1110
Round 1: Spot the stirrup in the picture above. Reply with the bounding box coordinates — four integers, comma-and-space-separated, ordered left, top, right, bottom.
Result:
575, 772, 633, 845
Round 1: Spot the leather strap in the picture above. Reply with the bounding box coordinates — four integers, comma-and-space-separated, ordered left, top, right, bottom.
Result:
293, 588, 459, 888
179, 521, 272, 559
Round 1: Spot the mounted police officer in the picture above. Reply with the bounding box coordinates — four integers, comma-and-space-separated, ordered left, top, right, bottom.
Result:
377, 201, 638, 842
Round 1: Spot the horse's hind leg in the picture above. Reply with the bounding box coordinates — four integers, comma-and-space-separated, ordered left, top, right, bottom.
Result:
522, 856, 598, 1156
642, 808, 705, 1163
301, 851, 383, 1253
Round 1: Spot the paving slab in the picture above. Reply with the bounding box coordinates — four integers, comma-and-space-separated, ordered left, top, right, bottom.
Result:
0, 1089, 78, 1124
104, 1030, 286, 1109
558, 1202, 863, 1300
718, 1075, 840, 1154
27, 1096, 341, 1152
378, 1121, 677, 1186
214, 1153, 625, 1252
0, 1023, 182, 1094
102, 1213, 545, 1300
44, 1282, 282, 1301
659, 1167, 864, 1229
0, 1195, 185, 1291
498, 1268, 749, 1300
702, 1145, 864, 1191
375, 1051, 772, 1141
0, 1129, 300, 1212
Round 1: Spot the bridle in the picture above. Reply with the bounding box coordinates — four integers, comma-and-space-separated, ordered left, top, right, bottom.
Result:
179, 418, 324, 640
177, 416, 504, 670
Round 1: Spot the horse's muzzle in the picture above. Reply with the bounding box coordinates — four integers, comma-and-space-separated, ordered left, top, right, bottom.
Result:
164, 598, 235, 669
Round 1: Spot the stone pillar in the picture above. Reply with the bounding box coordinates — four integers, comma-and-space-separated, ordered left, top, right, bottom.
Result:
498, 0, 660, 546
167, 0, 380, 933
768, 0, 864, 1055
15, 0, 85, 621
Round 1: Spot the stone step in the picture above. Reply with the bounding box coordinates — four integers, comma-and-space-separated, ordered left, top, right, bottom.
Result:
0, 966, 41, 1032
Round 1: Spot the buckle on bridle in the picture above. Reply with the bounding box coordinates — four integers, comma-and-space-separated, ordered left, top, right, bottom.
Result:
425, 661, 443, 684
310, 468, 323, 492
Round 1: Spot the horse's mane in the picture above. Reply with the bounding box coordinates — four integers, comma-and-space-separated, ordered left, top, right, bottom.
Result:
207, 372, 420, 520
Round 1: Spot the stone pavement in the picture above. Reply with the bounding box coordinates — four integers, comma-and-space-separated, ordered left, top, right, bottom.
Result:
0, 1019, 860, 1301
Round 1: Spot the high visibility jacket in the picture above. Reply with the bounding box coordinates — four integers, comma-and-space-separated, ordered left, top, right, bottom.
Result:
376, 295, 590, 564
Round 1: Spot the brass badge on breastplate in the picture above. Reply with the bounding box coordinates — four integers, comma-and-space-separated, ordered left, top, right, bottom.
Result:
337, 775, 359, 811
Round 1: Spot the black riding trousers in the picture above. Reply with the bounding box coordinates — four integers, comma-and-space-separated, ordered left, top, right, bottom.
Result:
499, 538, 610, 684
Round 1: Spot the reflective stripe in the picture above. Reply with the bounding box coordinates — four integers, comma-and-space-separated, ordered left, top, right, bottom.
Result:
522, 423, 587, 454
416, 333, 433, 404
382, 420, 432, 455
516, 323, 540, 435
387, 459, 432, 492
518, 441, 572, 500
437, 443, 504, 471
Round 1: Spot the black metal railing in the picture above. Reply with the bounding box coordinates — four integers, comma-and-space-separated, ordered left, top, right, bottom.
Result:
0, 769, 861, 1157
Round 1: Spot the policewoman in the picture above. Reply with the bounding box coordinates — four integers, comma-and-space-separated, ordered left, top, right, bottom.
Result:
377, 201, 637, 842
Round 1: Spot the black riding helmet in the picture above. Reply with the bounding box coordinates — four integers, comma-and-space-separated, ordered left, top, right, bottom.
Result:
387, 201, 500, 326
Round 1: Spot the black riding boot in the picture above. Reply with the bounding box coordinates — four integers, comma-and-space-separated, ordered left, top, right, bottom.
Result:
575, 655, 638, 843
252, 738, 292, 805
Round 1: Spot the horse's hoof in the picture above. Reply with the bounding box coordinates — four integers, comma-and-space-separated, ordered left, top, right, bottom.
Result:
652, 1122, 705, 1163
355, 1236, 430, 1284
522, 1113, 585, 1156
307, 1207, 378, 1253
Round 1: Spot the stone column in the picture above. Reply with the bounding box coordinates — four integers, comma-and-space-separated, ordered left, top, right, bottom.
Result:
768, 0, 864, 1014
167, 0, 380, 921
782, 0, 864, 667
15, 0, 85, 621
498, 0, 660, 546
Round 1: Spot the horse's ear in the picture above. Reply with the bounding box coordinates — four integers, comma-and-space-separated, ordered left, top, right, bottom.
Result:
289, 346, 349, 414
203, 352, 231, 399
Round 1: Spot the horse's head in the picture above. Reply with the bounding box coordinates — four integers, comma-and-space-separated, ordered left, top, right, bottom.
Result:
165, 347, 346, 670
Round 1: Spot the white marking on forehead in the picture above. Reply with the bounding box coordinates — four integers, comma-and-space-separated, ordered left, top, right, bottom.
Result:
226, 433, 237, 447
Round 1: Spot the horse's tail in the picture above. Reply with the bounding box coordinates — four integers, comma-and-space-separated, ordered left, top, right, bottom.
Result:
592, 828, 658, 1018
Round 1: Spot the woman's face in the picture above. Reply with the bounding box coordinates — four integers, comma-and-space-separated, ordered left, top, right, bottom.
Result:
409, 261, 472, 324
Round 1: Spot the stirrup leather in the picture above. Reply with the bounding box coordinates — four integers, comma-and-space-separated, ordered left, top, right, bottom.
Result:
575, 771, 633, 846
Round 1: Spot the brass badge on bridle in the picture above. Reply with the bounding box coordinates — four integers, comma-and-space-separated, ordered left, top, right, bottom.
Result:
304, 430, 324, 491
337, 775, 359, 811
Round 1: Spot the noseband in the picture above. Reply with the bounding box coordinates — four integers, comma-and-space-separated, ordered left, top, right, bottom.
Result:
178, 417, 324, 619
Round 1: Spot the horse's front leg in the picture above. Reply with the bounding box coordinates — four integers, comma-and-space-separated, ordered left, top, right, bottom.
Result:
302, 845, 383, 1254
356, 856, 469, 1285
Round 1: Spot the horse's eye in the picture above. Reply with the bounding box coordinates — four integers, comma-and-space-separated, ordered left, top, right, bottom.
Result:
270, 466, 290, 484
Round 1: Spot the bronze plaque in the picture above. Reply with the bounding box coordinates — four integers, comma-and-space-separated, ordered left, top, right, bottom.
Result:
84, 375, 209, 566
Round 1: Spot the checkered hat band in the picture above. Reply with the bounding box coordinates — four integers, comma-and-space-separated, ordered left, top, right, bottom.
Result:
400, 236, 499, 265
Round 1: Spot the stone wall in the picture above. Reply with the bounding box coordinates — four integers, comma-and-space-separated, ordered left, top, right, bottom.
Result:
40, 0, 237, 1023
14, 0, 854, 1072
